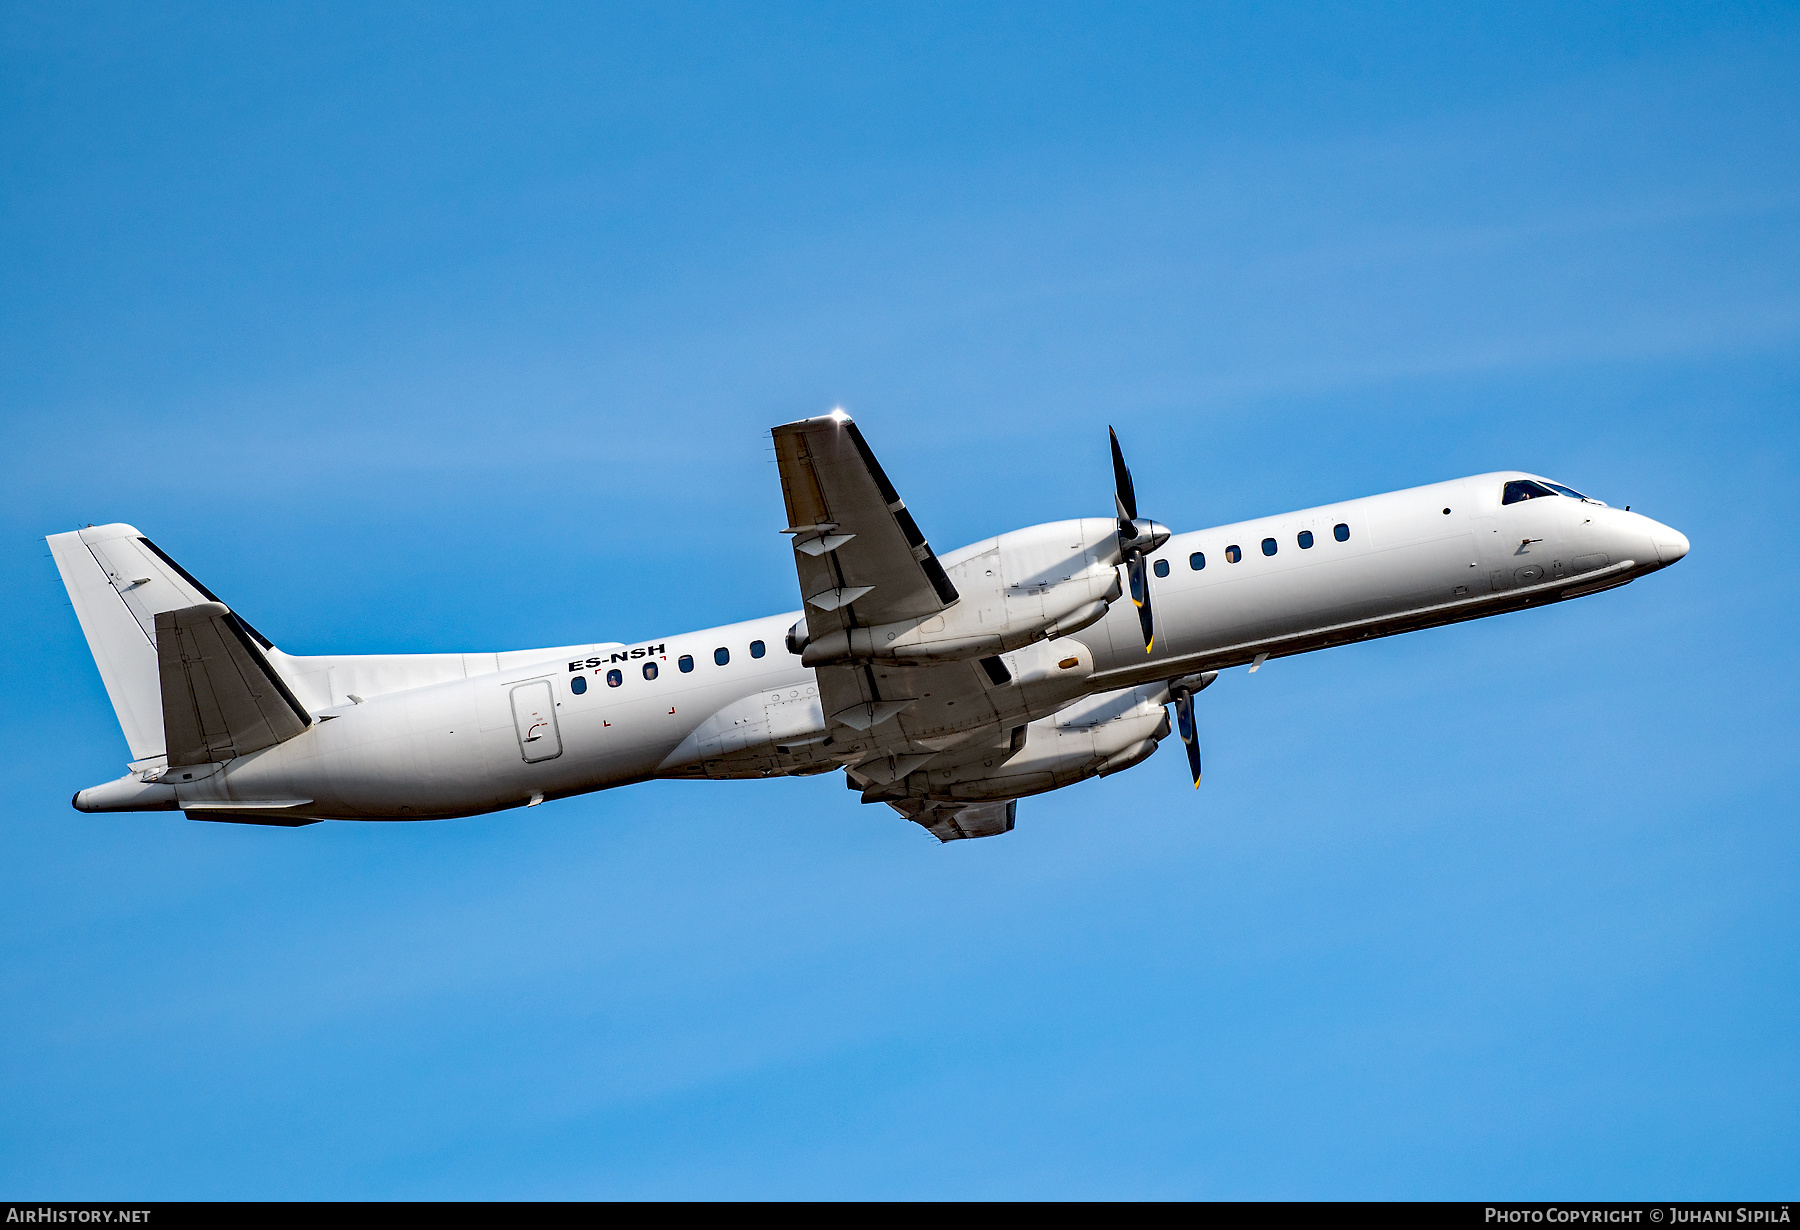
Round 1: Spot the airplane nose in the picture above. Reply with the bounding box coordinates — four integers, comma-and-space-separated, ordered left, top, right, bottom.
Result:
1653, 523, 1690, 566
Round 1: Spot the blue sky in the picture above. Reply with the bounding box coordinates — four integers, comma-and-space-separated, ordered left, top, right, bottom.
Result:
2, 2, 1796, 1198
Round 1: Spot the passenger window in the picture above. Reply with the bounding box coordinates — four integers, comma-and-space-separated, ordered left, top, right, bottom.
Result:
1334, 523, 1349, 542
714, 647, 730, 666
1153, 559, 1169, 578
606, 669, 623, 688
570, 675, 587, 695
1502, 479, 1557, 505
1298, 530, 1313, 549
1261, 538, 1277, 557
750, 640, 765, 658
1189, 552, 1205, 570
1225, 545, 1241, 563
678, 654, 694, 673
643, 662, 658, 681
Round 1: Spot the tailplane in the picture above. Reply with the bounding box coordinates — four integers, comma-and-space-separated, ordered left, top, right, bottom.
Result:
156, 602, 311, 766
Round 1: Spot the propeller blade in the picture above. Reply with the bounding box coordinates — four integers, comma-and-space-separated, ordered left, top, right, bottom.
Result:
1109, 426, 1139, 529
1129, 555, 1154, 652
1174, 689, 1201, 788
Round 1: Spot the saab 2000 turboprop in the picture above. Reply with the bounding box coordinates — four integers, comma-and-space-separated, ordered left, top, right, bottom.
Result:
53, 412, 1689, 842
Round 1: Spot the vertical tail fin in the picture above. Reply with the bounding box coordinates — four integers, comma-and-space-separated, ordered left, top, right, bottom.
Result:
47, 525, 278, 762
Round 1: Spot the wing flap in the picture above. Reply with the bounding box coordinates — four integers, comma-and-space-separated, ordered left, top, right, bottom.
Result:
156, 603, 311, 767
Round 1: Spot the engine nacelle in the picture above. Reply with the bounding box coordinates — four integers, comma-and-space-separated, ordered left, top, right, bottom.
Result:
801, 518, 1125, 667
871, 683, 1171, 803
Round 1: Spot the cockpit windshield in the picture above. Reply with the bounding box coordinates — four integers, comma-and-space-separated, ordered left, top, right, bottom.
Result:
1502, 478, 1605, 506
1543, 481, 1603, 504
1502, 480, 1557, 504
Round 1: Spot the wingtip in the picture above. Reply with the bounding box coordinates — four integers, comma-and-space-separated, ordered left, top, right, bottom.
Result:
773, 408, 856, 433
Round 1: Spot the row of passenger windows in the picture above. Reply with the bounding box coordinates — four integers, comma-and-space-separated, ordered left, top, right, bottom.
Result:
1151, 522, 1351, 576
569, 639, 766, 693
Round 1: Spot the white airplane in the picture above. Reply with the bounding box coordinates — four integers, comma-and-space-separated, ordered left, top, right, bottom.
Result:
52, 411, 1689, 842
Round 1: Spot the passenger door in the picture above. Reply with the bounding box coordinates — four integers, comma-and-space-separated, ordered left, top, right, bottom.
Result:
510, 680, 563, 763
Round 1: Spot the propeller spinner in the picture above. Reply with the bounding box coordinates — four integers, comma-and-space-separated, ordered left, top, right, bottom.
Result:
1108, 427, 1171, 653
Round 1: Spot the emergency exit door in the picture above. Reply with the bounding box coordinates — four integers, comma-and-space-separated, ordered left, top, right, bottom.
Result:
510, 680, 563, 763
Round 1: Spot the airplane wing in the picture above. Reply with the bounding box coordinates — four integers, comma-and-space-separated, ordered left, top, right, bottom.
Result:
772, 412, 959, 632
886, 797, 1017, 842
773, 413, 1000, 752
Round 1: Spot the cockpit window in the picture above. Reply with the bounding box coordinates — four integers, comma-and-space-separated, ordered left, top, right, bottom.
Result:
1502, 479, 1558, 505
1543, 481, 1602, 504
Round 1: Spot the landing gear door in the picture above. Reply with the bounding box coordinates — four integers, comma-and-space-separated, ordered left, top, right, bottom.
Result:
511, 680, 563, 763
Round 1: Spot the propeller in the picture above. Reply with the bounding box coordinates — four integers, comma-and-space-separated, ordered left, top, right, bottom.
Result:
1109, 427, 1171, 653
1173, 688, 1202, 789
1166, 672, 1215, 791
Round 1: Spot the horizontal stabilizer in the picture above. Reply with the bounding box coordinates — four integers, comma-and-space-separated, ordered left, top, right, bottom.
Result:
157, 603, 311, 767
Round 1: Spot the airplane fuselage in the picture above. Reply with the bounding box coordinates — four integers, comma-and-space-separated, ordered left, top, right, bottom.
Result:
90, 470, 1686, 822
